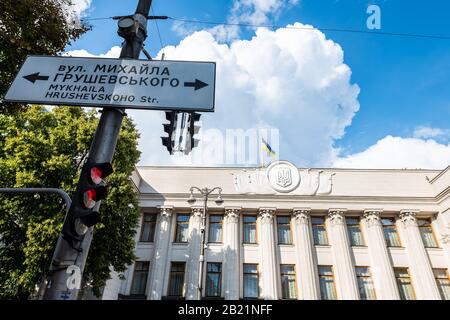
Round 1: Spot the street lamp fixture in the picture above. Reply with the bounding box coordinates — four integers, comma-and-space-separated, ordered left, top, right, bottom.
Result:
186, 186, 223, 300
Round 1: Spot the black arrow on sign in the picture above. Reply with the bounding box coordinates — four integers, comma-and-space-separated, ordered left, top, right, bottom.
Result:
23, 72, 49, 83
184, 79, 208, 91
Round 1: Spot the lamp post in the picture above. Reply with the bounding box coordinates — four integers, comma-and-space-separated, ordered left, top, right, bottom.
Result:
187, 186, 223, 300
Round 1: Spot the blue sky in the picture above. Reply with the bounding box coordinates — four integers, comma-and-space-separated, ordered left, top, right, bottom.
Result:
67, 0, 450, 169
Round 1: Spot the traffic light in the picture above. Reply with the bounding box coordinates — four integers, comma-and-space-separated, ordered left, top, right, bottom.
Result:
161, 111, 177, 154
184, 112, 201, 154
62, 162, 113, 242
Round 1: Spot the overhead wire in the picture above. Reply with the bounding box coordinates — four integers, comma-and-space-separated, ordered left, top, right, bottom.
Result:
78, 15, 450, 41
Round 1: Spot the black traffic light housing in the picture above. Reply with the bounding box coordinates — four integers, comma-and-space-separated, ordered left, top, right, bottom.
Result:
62, 162, 113, 242
185, 112, 201, 154
161, 111, 177, 154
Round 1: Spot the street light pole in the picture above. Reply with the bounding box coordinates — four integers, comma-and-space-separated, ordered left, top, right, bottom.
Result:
187, 186, 223, 300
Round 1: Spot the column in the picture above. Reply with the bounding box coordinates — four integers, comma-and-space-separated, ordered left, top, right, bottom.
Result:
292, 208, 320, 300
185, 207, 203, 300
223, 207, 240, 300
147, 206, 173, 300
258, 208, 279, 300
398, 210, 441, 300
362, 210, 400, 300
327, 209, 359, 300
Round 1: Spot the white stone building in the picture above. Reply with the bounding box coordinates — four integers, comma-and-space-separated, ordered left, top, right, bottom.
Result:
101, 161, 450, 300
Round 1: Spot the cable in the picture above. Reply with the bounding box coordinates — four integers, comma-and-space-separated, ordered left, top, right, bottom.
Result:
151, 6, 166, 59
168, 17, 450, 41
78, 15, 450, 41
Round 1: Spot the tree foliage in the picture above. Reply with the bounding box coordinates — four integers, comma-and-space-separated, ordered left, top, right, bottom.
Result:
0, 106, 141, 299
0, 0, 90, 113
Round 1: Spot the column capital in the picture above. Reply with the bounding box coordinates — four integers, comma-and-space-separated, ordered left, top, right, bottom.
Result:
258, 208, 276, 224
399, 210, 419, 228
328, 209, 347, 226
292, 208, 311, 225
363, 209, 383, 227
224, 207, 241, 223
157, 205, 173, 218
191, 206, 204, 217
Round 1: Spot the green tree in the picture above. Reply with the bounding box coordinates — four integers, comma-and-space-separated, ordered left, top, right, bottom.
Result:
0, 0, 89, 113
0, 106, 141, 299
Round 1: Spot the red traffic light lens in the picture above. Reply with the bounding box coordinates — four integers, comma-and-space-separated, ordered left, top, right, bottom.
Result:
83, 189, 97, 209
90, 167, 103, 185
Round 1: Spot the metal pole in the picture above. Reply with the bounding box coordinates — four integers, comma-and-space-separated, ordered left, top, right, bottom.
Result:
197, 191, 208, 300
42, 0, 153, 300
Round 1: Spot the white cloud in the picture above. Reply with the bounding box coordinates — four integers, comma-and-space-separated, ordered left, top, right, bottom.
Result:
231, 0, 300, 25
413, 126, 450, 139
134, 24, 359, 166
64, 46, 121, 58
68, 0, 92, 18
173, 0, 300, 42
333, 135, 450, 169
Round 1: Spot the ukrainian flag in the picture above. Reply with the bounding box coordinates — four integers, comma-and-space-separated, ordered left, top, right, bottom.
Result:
262, 138, 276, 157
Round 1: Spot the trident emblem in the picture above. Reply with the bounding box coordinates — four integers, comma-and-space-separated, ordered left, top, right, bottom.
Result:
276, 168, 292, 187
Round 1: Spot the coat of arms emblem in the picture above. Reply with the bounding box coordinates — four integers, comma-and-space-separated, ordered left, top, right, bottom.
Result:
276, 168, 292, 187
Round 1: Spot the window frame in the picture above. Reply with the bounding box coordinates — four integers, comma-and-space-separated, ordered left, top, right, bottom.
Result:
139, 213, 157, 243
311, 216, 329, 246
243, 263, 260, 299
394, 267, 416, 300
174, 213, 190, 243
433, 268, 450, 300
167, 262, 186, 297
355, 266, 377, 300
129, 261, 150, 296
243, 215, 258, 244
381, 217, 402, 247
277, 215, 293, 245
417, 218, 439, 248
318, 265, 337, 300
208, 214, 224, 243
346, 217, 366, 247
280, 264, 297, 300
205, 262, 222, 297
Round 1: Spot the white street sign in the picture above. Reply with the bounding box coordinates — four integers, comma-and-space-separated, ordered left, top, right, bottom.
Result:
4, 55, 216, 111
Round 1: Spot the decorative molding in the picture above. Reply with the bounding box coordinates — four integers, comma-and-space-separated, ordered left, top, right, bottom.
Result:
191, 207, 204, 218
363, 209, 382, 228
232, 161, 334, 195
292, 208, 311, 225
158, 206, 173, 220
258, 208, 276, 224
224, 207, 241, 223
328, 209, 346, 226
441, 234, 450, 244
399, 210, 419, 228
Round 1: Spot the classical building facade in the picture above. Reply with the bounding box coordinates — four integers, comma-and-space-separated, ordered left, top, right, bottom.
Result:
101, 161, 450, 300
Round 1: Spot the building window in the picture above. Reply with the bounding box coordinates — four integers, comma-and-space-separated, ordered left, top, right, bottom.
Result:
280, 265, 297, 299
208, 215, 223, 243
243, 215, 257, 244
312, 217, 328, 245
205, 263, 222, 297
243, 264, 259, 299
277, 216, 292, 244
130, 261, 149, 296
318, 266, 337, 300
382, 218, 401, 247
394, 268, 416, 300
418, 219, 438, 248
140, 213, 157, 242
168, 262, 185, 297
175, 214, 189, 243
355, 267, 376, 300
347, 217, 365, 246
434, 269, 450, 300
